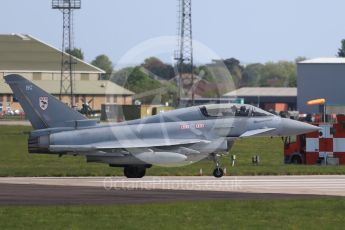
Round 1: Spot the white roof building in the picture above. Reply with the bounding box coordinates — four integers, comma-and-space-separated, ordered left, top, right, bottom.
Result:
224, 87, 297, 97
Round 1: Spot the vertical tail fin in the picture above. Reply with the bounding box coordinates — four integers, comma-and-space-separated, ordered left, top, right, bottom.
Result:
5, 74, 86, 129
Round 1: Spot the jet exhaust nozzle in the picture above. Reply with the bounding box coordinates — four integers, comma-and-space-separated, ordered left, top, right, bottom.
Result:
28, 134, 50, 154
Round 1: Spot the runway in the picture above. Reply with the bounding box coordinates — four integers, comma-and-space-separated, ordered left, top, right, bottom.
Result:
0, 176, 345, 196
0, 175, 344, 205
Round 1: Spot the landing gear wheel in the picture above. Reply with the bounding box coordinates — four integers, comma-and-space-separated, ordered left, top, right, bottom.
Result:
124, 166, 146, 178
213, 168, 224, 178
211, 153, 224, 178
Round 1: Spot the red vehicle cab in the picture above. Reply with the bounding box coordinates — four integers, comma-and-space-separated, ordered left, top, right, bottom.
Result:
284, 115, 345, 165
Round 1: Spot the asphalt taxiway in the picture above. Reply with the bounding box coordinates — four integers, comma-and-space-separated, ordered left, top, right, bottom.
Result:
0, 184, 327, 206
0, 176, 344, 205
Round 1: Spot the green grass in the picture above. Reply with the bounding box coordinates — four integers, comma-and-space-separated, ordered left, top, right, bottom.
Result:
1, 125, 345, 176
0, 199, 345, 229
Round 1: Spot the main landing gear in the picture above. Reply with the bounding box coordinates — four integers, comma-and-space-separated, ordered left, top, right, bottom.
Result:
213, 167, 224, 178
212, 153, 224, 178
124, 166, 146, 178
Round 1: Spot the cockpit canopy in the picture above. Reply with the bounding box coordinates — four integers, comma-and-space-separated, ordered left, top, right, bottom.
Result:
200, 104, 274, 118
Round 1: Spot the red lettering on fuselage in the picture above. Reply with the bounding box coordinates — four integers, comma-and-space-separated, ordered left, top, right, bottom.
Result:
195, 123, 205, 129
180, 124, 190, 129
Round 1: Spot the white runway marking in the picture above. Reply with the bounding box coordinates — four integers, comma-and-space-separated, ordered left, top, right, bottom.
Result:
0, 176, 344, 196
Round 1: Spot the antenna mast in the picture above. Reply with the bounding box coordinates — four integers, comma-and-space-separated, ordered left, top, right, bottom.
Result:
175, 0, 194, 106
52, 0, 81, 107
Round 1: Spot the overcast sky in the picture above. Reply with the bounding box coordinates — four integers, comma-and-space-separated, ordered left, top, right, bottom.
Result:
1, 0, 345, 67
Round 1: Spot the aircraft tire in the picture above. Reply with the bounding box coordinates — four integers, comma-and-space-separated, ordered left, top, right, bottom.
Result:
124, 166, 146, 178
213, 168, 224, 178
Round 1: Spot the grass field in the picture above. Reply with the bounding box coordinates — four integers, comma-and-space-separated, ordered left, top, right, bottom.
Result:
1, 126, 344, 230
0, 199, 345, 229
1, 125, 345, 176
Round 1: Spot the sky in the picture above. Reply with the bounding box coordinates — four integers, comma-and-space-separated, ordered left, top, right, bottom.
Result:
1, 0, 345, 68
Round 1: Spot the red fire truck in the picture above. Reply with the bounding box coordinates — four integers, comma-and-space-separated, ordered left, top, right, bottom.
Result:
284, 114, 345, 165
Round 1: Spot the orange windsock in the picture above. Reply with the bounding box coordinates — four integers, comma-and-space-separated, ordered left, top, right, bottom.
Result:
307, 98, 326, 105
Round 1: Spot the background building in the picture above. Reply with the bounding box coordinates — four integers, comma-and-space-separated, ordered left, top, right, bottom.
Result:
297, 58, 345, 114
0, 34, 134, 112
223, 87, 297, 112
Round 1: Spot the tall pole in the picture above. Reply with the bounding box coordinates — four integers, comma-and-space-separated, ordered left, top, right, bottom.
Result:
52, 0, 81, 107
175, 0, 194, 106
60, 7, 74, 107
188, 0, 194, 105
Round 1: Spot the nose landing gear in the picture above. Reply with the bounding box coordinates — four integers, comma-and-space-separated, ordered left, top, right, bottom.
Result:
213, 167, 224, 178
212, 153, 224, 178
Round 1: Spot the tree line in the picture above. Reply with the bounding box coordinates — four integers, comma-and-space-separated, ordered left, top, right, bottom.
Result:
67, 48, 300, 103
65, 39, 345, 101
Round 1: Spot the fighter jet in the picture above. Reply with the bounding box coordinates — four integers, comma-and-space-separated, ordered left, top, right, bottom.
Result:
5, 74, 319, 178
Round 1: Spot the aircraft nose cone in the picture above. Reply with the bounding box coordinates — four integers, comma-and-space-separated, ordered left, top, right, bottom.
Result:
279, 118, 320, 136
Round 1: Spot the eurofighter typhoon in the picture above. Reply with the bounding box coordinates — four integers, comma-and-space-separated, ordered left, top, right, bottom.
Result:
5, 75, 319, 178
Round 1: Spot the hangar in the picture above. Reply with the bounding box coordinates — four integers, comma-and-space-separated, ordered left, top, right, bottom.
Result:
0, 34, 134, 112
297, 58, 345, 114
223, 87, 297, 112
